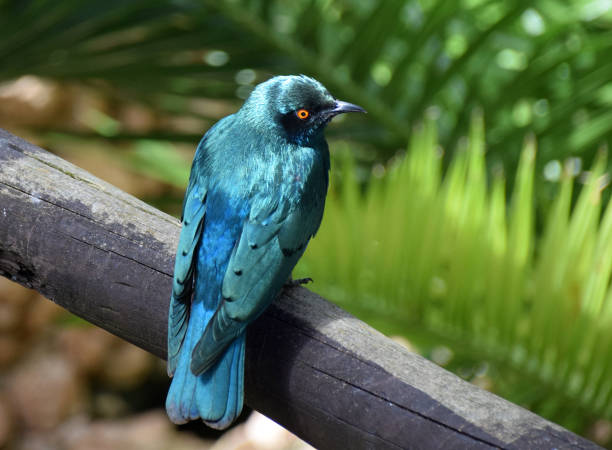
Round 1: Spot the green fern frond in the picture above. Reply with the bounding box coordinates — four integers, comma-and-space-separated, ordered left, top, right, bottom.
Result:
295, 117, 612, 431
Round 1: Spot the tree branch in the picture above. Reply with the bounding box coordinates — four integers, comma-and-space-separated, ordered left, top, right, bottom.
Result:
0, 129, 599, 449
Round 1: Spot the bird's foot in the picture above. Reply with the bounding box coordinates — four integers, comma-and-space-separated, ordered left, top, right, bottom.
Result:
285, 277, 313, 288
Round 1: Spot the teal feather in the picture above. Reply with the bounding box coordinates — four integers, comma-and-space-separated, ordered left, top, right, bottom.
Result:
167, 180, 206, 376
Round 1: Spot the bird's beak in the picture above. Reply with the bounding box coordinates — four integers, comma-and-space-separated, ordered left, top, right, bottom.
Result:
329, 100, 367, 116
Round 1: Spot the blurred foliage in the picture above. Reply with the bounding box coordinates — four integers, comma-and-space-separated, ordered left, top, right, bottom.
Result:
296, 115, 612, 433
2, 0, 612, 444
2, 0, 612, 173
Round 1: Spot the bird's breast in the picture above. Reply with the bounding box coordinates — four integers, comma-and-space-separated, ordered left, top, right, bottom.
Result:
281, 145, 328, 207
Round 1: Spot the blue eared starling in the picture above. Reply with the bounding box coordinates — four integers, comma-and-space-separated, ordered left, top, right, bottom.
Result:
166, 75, 365, 429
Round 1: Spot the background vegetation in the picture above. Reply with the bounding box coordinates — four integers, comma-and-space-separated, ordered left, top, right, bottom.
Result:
1, 0, 612, 447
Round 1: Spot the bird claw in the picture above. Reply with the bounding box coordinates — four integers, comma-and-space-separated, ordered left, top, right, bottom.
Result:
285, 277, 313, 288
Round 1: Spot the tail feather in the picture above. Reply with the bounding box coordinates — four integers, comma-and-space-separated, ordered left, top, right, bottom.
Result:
198, 334, 244, 429
166, 300, 245, 429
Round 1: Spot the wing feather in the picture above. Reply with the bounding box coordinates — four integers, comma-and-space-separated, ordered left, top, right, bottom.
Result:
167, 184, 207, 376
190, 204, 311, 374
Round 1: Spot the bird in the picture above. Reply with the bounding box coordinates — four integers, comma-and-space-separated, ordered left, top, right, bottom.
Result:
165, 74, 365, 429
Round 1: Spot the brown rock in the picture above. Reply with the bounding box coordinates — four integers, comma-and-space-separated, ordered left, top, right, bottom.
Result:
0, 297, 21, 331
57, 326, 115, 375
0, 393, 14, 448
58, 410, 210, 450
7, 355, 83, 431
0, 277, 35, 308
212, 412, 313, 450
0, 334, 23, 367
19, 431, 59, 450
119, 103, 156, 133
24, 294, 66, 335
587, 419, 612, 447
0, 76, 68, 128
100, 341, 153, 389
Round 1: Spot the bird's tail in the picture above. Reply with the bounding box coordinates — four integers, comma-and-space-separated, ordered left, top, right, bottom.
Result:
165, 299, 245, 429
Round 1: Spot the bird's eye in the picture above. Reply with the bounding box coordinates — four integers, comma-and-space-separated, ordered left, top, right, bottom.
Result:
296, 109, 310, 120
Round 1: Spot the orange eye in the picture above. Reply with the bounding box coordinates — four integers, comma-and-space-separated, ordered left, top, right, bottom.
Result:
296, 109, 310, 120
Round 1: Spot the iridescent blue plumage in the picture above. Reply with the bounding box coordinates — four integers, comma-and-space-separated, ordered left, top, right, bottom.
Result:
166, 75, 364, 429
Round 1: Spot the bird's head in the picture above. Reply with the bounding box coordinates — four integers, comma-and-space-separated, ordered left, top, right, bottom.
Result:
240, 75, 365, 145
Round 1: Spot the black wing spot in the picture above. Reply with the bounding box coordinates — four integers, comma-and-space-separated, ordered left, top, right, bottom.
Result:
282, 242, 306, 257
250, 243, 258, 249
234, 269, 243, 276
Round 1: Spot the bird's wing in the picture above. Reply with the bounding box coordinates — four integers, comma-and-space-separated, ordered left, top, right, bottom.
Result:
190, 198, 318, 375
167, 179, 207, 376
